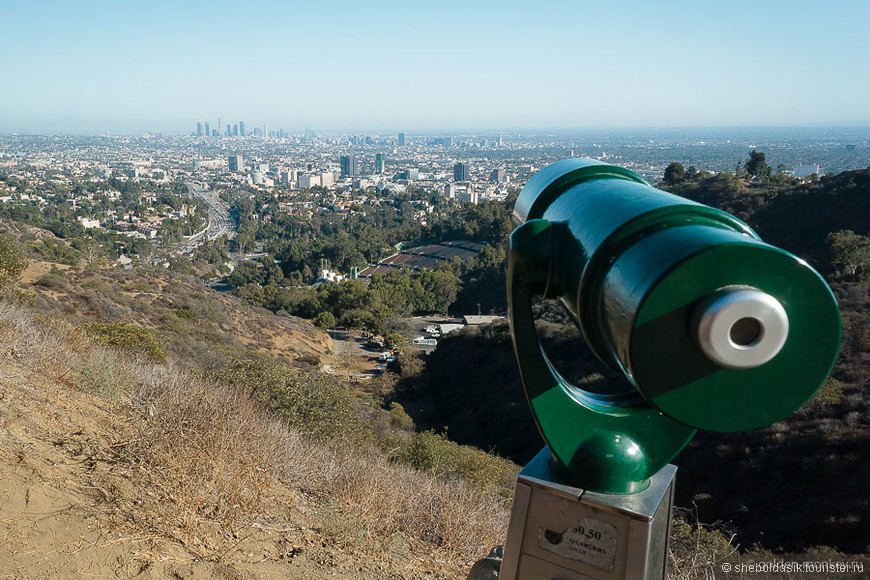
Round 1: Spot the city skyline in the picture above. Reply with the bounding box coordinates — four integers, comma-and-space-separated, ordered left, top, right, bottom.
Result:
2, 1, 869, 134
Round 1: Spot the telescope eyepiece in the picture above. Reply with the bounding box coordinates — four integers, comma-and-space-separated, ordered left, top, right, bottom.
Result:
692, 287, 789, 370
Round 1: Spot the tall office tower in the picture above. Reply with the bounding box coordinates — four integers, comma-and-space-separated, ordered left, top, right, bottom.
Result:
239, 121, 246, 137
218, 117, 221, 135
233, 124, 239, 136
453, 162, 470, 182
263, 124, 268, 139
375, 153, 386, 174
228, 154, 243, 172
340, 155, 358, 178
196, 122, 203, 136
204, 122, 210, 137
490, 168, 506, 183
226, 124, 231, 137
398, 132, 406, 146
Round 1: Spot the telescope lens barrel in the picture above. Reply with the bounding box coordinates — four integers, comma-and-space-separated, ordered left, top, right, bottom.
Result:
513, 158, 841, 433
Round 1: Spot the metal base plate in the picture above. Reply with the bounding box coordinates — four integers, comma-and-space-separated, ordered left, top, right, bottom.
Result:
499, 448, 676, 580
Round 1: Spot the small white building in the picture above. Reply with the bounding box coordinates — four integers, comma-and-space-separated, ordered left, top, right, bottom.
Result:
438, 323, 464, 336
77, 216, 102, 229
317, 268, 344, 283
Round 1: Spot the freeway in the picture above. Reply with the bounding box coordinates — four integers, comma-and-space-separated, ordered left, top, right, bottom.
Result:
168, 181, 237, 256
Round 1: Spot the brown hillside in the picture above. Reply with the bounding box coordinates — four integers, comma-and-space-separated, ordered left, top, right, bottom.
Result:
0, 301, 508, 579
2, 217, 334, 370
23, 260, 331, 371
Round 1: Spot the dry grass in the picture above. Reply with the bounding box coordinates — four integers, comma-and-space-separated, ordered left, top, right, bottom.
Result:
667, 509, 738, 580
0, 299, 508, 577
277, 439, 509, 571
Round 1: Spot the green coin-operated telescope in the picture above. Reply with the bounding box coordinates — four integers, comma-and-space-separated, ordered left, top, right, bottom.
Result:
507, 158, 841, 496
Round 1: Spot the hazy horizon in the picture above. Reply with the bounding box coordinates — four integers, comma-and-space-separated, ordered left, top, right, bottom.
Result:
3, 1, 869, 134
3, 124, 870, 138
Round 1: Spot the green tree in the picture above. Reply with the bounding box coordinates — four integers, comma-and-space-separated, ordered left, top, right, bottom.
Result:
415, 269, 460, 316
369, 270, 421, 317
827, 230, 870, 280
744, 150, 772, 182
0, 235, 28, 290
662, 162, 686, 185
385, 332, 405, 352
313, 311, 336, 329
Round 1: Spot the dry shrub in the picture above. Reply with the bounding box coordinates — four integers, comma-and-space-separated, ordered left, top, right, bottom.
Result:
124, 365, 282, 554
276, 440, 510, 574
0, 303, 89, 387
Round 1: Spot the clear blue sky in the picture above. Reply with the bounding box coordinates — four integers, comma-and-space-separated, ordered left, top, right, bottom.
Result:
2, 0, 868, 133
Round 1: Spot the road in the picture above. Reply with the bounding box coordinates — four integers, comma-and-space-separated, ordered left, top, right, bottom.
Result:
167, 182, 237, 256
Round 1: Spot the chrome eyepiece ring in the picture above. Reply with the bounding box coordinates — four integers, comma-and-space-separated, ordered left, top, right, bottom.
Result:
693, 287, 789, 369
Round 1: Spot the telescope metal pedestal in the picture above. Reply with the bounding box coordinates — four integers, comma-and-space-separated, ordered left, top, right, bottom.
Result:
499, 448, 676, 580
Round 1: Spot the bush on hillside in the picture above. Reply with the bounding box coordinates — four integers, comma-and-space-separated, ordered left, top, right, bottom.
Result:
313, 310, 336, 329
28, 238, 80, 265
395, 430, 517, 495
78, 321, 167, 363
34, 270, 68, 289
209, 356, 372, 443
0, 234, 28, 289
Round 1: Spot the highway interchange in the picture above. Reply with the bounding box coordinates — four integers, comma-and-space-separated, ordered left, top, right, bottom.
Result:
168, 182, 236, 256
